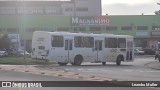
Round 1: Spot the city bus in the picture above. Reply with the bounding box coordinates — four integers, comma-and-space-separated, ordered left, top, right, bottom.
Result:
31, 31, 134, 65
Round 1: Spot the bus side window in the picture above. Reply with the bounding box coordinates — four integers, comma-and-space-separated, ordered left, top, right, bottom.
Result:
69, 40, 72, 50
74, 36, 84, 47
108, 38, 117, 48
65, 40, 68, 50
95, 41, 102, 50
51, 35, 63, 47
65, 40, 72, 50
84, 37, 94, 48
118, 38, 126, 48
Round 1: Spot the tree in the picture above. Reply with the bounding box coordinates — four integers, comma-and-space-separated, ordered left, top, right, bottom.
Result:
155, 3, 160, 15
155, 10, 160, 15
0, 34, 11, 50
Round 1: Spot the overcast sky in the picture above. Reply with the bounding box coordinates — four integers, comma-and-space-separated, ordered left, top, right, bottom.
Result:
102, 0, 160, 15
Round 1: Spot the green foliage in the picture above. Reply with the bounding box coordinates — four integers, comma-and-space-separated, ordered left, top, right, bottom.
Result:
155, 10, 160, 15
0, 57, 55, 65
0, 34, 11, 49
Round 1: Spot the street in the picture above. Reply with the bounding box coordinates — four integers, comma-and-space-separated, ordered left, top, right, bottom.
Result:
0, 56, 160, 90
0, 56, 159, 81
53, 56, 160, 81
0, 70, 159, 90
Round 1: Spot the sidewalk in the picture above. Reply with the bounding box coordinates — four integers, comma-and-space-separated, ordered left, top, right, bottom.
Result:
146, 61, 160, 70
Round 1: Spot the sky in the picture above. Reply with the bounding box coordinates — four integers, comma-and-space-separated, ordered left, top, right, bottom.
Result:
3, 0, 160, 15
102, 0, 160, 15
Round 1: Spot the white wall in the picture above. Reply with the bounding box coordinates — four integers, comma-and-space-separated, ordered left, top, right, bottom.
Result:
62, 0, 101, 16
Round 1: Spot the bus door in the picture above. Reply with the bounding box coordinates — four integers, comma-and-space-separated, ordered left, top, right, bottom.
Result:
126, 40, 133, 61
64, 38, 73, 63
94, 39, 103, 62
117, 38, 127, 60
106, 38, 117, 62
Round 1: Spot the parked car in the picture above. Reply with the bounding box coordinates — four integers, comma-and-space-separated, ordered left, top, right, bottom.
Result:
0, 51, 8, 57
134, 47, 143, 50
143, 48, 155, 55
134, 49, 144, 55
17, 50, 30, 57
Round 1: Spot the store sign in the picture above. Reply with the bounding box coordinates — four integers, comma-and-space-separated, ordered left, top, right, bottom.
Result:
8, 34, 20, 42
70, 16, 109, 26
136, 32, 149, 36
151, 31, 160, 36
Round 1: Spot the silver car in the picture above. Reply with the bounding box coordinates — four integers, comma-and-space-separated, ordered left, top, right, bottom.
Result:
0, 51, 8, 57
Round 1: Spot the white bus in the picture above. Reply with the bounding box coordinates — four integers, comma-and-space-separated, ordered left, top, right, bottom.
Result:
32, 31, 134, 65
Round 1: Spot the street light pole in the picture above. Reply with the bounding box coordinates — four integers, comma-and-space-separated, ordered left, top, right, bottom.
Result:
22, 0, 26, 59
16, 0, 19, 56
73, 0, 76, 16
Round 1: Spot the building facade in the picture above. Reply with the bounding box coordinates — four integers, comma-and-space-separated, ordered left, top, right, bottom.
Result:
0, 15, 160, 51
0, 0, 102, 51
0, 0, 101, 16
0, 1, 160, 51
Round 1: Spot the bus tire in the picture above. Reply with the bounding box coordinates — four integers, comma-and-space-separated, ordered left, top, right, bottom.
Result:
58, 62, 68, 66
71, 63, 75, 65
73, 55, 83, 66
102, 62, 106, 65
116, 56, 122, 65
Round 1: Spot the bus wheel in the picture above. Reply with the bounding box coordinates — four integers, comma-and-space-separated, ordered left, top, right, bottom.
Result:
73, 55, 83, 66
116, 56, 122, 65
102, 62, 106, 65
58, 62, 67, 66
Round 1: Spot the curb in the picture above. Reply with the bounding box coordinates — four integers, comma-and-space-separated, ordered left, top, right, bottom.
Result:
0, 65, 114, 81
145, 61, 160, 70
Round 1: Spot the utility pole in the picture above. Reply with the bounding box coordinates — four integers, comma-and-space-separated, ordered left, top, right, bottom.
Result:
73, 0, 76, 16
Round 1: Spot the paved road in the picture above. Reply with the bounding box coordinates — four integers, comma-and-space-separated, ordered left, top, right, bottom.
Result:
0, 70, 80, 81
47, 56, 160, 81
0, 58, 160, 90
2, 70, 160, 90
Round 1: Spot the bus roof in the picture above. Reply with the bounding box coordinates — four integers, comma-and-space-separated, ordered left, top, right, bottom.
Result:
33, 31, 133, 38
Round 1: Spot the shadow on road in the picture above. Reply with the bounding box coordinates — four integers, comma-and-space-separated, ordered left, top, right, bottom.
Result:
36, 63, 134, 69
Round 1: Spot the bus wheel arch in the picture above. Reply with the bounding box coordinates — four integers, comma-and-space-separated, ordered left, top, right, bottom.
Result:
73, 55, 83, 66
116, 55, 124, 65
